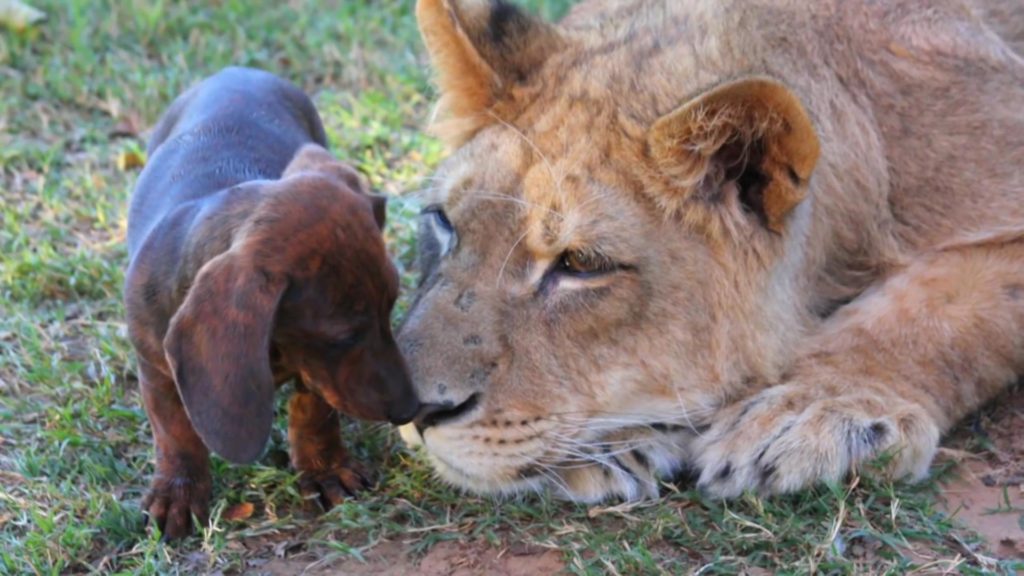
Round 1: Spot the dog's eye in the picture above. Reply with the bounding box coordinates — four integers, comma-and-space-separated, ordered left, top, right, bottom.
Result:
326, 333, 361, 354
422, 204, 456, 256
555, 249, 617, 277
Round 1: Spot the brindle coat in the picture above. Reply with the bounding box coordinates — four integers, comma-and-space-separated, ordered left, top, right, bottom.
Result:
125, 67, 419, 538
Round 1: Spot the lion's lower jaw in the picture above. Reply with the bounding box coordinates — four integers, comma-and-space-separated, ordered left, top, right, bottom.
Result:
427, 453, 661, 502
419, 430, 696, 504
424, 453, 547, 497
400, 420, 698, 501
399, 425, 546, 496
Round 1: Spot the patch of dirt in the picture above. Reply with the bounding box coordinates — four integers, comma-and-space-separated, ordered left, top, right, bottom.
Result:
253, 540, 565, 576
938, 388, 1024, 560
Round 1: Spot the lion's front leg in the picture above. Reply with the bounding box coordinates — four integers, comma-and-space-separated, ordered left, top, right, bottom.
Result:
694, 379, 941, 497
696, 235, 1024, 498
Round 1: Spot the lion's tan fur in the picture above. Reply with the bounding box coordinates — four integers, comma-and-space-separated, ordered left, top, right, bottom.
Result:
399, 0, 1024, 500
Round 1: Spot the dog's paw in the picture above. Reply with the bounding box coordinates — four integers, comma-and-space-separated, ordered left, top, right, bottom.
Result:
142, 473, 212, 540
298, 460, 371, 510
693, 384, 940, 498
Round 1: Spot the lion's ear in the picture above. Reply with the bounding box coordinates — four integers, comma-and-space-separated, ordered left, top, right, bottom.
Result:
648, 77, 821, 232
417, 0, 565, 146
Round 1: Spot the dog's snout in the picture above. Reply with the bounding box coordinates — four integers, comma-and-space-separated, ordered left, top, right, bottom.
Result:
377, 344, 419, 425
388, 397, 421, 426
413, 393, 479, 433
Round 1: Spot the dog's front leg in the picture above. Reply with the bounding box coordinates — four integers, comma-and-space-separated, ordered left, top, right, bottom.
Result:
694, 235, 1024, 497
138, 358, 212, 539
288, 384, 370, 509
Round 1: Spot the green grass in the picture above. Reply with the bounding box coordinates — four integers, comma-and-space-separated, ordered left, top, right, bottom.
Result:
1, 1, 1021, 574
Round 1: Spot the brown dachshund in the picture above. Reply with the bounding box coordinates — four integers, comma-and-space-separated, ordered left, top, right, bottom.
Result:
124, 67, 420, 539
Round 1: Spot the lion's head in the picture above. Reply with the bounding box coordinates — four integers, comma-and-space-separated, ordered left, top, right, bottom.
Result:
398, 0, 824, 501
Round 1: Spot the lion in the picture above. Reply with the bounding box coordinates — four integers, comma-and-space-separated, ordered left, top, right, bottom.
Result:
396, 0, 1024, 502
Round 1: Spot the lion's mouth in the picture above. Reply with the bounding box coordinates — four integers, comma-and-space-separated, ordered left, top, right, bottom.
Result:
413, 393, 480, 432
401, 419, 699, 501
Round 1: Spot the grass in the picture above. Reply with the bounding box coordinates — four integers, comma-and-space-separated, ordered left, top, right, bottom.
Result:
1, 1, 1021, 574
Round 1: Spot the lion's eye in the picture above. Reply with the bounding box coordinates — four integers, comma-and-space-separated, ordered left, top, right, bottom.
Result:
431, 207, 453, 232
422, 204, 456, 256
556, 249, 616, 277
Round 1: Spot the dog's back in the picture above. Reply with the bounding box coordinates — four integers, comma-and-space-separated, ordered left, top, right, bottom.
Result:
124, 68, 420, 539
127, 67, 326, 257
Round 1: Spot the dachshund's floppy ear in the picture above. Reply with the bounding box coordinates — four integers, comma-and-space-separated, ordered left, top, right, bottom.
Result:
284, 144, 367, 193
163, 250, 286, 463
368, 194, 387, 230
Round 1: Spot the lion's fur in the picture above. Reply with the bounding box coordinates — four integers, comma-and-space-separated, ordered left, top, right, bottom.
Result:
399, 0, 1024, 500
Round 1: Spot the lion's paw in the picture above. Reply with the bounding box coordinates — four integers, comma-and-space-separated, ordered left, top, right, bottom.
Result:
693, 385, 940, 498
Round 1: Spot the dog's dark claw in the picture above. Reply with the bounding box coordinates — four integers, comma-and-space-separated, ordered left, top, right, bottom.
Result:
298, 462, 372, 511
142, 475, 211, 541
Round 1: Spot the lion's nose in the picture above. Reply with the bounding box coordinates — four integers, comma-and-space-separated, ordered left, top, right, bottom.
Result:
413, 394, 479, 434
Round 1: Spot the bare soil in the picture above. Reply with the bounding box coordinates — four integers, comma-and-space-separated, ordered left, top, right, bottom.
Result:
254, 540, 566, 576
939, 388, 1024, 561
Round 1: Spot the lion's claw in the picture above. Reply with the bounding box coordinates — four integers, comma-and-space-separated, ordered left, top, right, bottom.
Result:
693, 384, 939, 498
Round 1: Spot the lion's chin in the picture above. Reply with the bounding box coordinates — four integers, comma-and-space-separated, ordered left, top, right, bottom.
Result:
399, 422, 697, 502
431, 455, 548, 497
427, 452, 664, 503
400, 424, 646, 502
398, 423, 539, 495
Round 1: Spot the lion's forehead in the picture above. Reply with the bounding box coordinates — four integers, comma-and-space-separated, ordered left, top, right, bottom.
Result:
439, 115, 652, 266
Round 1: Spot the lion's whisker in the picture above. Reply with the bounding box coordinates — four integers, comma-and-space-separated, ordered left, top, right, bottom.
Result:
496, 228, 531, 288
534, 463, 575, 497
467, 192, 565, 218
552, 415, 713, 432
544, 430, 657, 449
401, 185, 444, 200
485, 111, 566, 218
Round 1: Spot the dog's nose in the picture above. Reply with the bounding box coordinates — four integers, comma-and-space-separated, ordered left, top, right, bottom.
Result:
413, 394, 479, 434
388, 399, 422, 426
